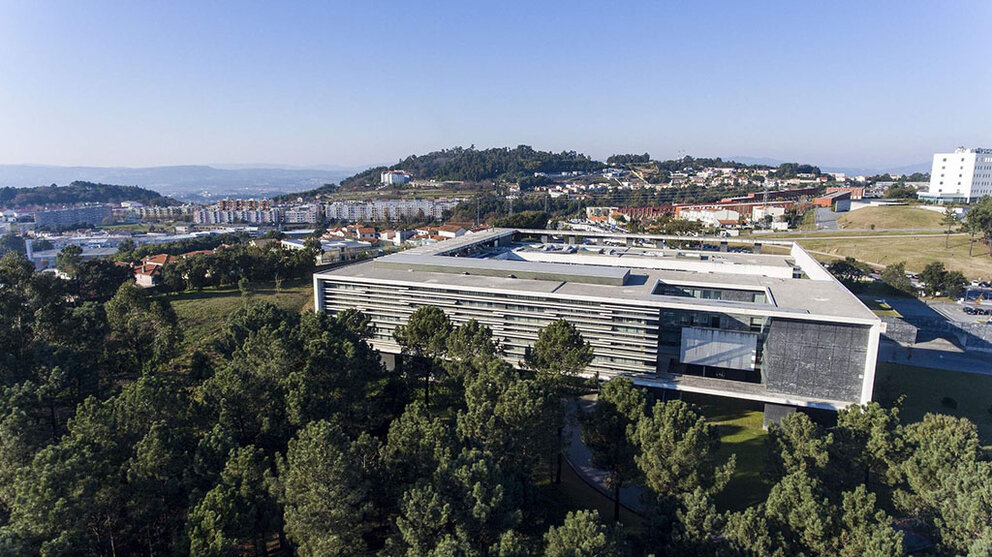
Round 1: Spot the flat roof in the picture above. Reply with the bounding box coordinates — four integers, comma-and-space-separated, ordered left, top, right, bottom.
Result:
315, 228, 879, 324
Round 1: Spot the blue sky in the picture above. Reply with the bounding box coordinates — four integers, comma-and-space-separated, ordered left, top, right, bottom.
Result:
1, 1, 989, 169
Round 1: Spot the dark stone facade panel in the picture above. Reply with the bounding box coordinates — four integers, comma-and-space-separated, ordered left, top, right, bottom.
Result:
763, 319, 868, 402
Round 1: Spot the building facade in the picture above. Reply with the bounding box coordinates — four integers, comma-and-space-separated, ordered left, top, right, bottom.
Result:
323, 199, 458, 222
924, 147, 992, 203
314, 229, 882, 414
193, 209, 281, 225
380, 170, 412, 185
34, 205, 112, 228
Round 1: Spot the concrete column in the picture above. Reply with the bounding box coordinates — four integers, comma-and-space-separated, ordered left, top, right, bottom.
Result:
720, 241, 728, 252
762, 403, 796, 429
753, 242, 762, 254
569, 235, 577, 245
541, 235, 549, 243
626, 237, 634, 247
655, 239, 664, 248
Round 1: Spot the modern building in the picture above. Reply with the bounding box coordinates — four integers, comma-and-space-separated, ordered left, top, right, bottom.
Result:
281, 238, 376, 265
924, 147, 992, 203
813, 190, 851, 212
29, 246, 118, 270
381, 170, 412, 185
825, 186, 865, 200
193, 209, 281, 225
34, 205, 112, 228
324, 199, 459, 222
314, 229, 882, 419
283, 205, 321, 224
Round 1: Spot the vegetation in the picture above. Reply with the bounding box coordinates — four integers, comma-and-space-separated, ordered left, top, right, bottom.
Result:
966, 195, 992, 256
794, 232, 992, 280
827, 256, 874, 285
880, 261, 914, 294
919, 261, 967, 297
4, 244, 992, 554
607, 153, 651, 165
836, 205, 944, 230
0, 234, 26, 256
884, 184, 919, 199
492, 210, 550, 229
339, 145, 605, 188
0, 181, 173, 208
768, 162, 821, 179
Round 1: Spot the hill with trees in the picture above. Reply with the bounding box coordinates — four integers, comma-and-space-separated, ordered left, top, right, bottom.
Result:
0, 181, 175, 208
339, 145, 605, 188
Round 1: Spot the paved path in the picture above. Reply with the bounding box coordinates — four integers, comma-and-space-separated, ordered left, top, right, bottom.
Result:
564, 396, 646, 513
814, 207, 838, 230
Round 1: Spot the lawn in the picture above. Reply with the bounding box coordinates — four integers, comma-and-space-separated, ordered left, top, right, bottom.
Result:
837, 206, 944, 230
166, 279, 313, 355
684, 394, 770, 511
796, 233, 992, 280
861, 297, 902, 317
874, 362, 992, 447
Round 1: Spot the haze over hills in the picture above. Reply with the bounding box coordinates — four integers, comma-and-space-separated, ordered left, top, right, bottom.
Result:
725, 156, 931, 176
0, 164, 362, 201
0, 152, 932, 204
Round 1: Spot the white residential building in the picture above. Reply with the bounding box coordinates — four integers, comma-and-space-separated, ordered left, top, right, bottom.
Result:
324, 199, 459, 222
381, 170, 412, 185
678, 208, 741, 228
283, 205, 321, 224
193, 209, 281, 225
924, 147, 992, 203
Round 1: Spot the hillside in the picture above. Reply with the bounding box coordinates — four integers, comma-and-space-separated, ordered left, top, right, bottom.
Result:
339, 145, 605, 188
837, 206, 943, 230
0, 181, 174, 208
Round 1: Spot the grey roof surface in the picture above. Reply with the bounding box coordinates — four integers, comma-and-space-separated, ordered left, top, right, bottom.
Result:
315, 229, 879, 324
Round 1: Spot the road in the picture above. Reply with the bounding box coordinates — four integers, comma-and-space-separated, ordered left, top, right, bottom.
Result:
814, 208, 838, 230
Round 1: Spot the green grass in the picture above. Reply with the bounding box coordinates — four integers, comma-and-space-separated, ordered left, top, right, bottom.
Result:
796, 233, 992, 280
837, 205, 945, 230
874, 362, 992, 447
685, 394, 769, 511
861, 298, 902, 317
166, 279, 313, 355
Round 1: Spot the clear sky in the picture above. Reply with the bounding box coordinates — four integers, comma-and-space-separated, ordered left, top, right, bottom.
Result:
1, 1, 990, 169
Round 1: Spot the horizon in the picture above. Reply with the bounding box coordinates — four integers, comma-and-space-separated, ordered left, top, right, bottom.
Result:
0, 145, 939, 176
2, 1, 990, 169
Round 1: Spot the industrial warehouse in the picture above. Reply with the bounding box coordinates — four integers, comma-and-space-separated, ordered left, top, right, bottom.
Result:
313, 228, 882, 418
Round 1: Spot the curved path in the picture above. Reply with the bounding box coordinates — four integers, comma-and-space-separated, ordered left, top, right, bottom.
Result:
563, 396, 646, 513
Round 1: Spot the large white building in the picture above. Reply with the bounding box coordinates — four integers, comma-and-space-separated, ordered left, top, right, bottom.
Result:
314, 229, 883, 420
193, 209, 281, 225
924, 147, 992, 203
324, 199, 459, 222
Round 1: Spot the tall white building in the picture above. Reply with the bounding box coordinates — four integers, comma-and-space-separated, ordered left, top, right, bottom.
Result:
924, 147, 992, 203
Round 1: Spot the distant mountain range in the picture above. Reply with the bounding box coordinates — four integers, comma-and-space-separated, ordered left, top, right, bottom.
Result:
725, 156, 931, 176
0, 164, 366, 201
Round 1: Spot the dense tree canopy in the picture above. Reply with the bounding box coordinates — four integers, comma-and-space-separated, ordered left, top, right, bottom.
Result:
0, 181, 173, 208
339, 145, 606, 187
0, 256, 989, 556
